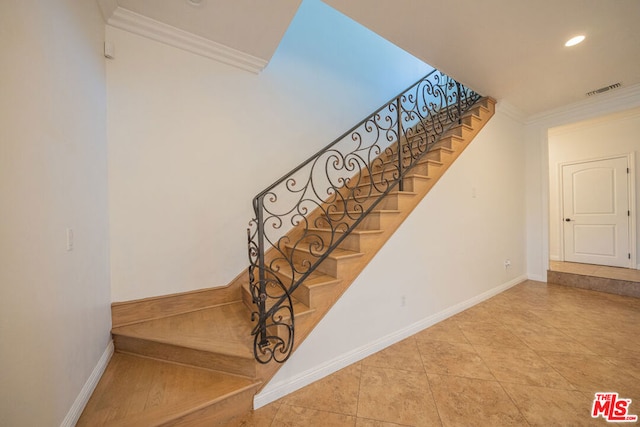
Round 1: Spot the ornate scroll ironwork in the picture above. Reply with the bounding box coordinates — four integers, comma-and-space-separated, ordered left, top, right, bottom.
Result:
247, 70, 482, 363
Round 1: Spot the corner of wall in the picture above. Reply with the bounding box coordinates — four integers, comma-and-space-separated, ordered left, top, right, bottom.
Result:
60, 341, 114, 427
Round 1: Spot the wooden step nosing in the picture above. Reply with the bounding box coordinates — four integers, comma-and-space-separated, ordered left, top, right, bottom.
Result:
305, 227, 385, 235
285, 244, 364, 260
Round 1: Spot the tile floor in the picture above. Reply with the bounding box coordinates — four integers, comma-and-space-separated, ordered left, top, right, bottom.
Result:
228, 280, 640, 426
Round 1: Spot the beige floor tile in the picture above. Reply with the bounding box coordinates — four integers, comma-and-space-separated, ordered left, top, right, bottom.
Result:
450, 304, 504, 325
527, 308, 602, 331
222, 400, 281, 426
457, 322, 528, 349
428, 374, 527, 426
413, 318, 469, 344
473, 345, 575, 389
282, 363, 361, 416
485, 308, 547, 328
557, 326, 640, 357
355, 418, 408, 427
416, 339, 495, 380
501, 383, 609, 427
508, 322, 596, 354
273, 404, 357, 426
539, 352, 640, 402
357, 365, 441, 426
362, 337, 424, 372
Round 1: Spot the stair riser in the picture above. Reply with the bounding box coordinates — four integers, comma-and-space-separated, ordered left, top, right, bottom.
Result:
287, 249, 360, 277
113, 335, 256, 378
325, 211, 399, 231
402, 176, 434, 193
302, 230, 381, 252
434, 136, 465, 151
291, 279, 338, 308
333, 193, 415, 214
361, 162, 440, 185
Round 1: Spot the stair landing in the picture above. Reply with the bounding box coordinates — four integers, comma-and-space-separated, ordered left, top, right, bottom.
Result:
547, 261, 640, 298
76, 353, 260, 427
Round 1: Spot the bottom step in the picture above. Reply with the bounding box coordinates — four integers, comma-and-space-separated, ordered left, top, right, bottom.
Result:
547, 270, 640, 298
77, 353, 260, 426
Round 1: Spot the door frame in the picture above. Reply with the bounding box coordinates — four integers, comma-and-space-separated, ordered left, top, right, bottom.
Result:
558, 152, 637, 269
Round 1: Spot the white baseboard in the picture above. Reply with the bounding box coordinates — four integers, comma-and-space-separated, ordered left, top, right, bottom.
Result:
549, 254, 561, 261
254, 275, 527, 409
60, 340, 114, 427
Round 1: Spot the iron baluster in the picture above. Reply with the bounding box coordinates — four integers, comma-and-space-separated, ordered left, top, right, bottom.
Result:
255, 196, 268, 350
396, 96, 404, 191
456, 82, 462, 125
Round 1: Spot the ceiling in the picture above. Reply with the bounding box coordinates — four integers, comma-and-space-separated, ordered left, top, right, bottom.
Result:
324, 0, 640, 116
99, 0, 640, 116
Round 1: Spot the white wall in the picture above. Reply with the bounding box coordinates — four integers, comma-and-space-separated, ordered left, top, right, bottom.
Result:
106, 0, 432, 301
256, 105, 527, 405
0, 1, 112, 426
548, 108, 640, 265
524, 85, 640, 280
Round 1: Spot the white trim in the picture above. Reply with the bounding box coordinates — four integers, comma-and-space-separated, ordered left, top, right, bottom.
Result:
629, 152, 637, 270
106, 7, 268, 74
557, 161, 565, 262
549, 254, 561, 261
253, 275, 527, 409
60, 341, 114, 427
527, 83, 640, 126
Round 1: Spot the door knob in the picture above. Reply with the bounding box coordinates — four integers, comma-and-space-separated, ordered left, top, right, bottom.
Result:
565, 218, 572, 222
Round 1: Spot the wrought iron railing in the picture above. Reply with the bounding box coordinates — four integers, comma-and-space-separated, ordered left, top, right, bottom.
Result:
247, 69, 482, 363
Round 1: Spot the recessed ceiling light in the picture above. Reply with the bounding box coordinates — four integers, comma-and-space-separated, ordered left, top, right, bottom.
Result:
565, 35, 585, 47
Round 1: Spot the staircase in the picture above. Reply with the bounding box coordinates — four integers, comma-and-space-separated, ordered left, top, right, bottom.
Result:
78, 75, 496, 425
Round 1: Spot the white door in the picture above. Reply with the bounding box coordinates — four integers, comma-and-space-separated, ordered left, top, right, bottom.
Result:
562, 156, 631, 268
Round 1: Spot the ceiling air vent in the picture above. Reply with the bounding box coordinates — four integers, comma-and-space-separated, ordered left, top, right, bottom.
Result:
586, 83, 621, 97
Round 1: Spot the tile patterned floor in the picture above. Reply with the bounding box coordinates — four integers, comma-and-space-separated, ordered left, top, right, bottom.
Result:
228, 280, 640, 426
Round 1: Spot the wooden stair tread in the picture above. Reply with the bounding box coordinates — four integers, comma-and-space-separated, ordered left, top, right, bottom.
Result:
327, 209, 401, 215
112, 301, 254, 358
284, 244, 364, 260
306, 227, 385, 235
77, 353, 260, 427
273, 262, 341, 287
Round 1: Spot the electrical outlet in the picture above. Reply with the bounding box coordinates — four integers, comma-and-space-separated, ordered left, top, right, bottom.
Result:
504, 259, 511, 269
401, 295, 406, 307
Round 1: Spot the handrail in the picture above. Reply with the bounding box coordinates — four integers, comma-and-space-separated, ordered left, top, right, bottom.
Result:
247, 69, 481, 363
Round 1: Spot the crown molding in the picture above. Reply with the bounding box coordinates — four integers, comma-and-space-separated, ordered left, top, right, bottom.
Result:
525, 83, 640, 127
107, 7, 268, 74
